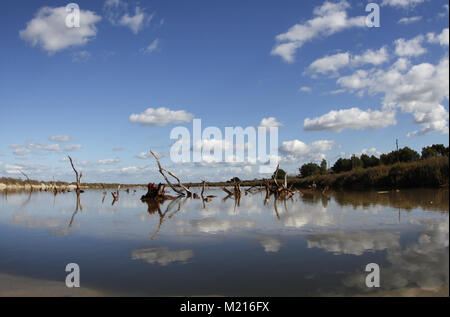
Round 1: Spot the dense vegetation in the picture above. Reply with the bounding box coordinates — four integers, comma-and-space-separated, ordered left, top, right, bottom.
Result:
293, 156, 448, 190
299, 144, 449, 177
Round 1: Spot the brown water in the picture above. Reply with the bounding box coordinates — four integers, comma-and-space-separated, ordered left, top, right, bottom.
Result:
0, 188, 448, 296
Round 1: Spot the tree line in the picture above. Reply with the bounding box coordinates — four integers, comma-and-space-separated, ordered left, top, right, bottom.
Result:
299, 144, 449, 178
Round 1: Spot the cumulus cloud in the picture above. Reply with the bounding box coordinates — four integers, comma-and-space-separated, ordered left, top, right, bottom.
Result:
258, 117, 283, 128
19, 6, 101, 54
307, 47, 389, 75
308, 53, 350, 75
397, 16, 422, 24
131, 247, 194, 266
359, 147, 382, 157
49, 135, 72, 142
394, 35, 427, 57
279, 139, 334, 163
129, 107, 194, 126
427, 28, 449, 47
271, 0, 366, 62
304, 107, 397, 132
334, 56, 449, 136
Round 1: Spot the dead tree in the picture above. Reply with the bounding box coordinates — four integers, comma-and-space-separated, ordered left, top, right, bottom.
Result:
150, 150, 192, 197
111, 185, 120, 205
68, 156, 83, 194
19, 170, 33, 192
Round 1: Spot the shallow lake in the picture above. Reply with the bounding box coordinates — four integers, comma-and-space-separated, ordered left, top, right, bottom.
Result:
0, 187, 448, 296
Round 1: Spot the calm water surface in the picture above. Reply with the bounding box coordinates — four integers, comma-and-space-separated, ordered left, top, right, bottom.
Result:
0, 188, 448, 296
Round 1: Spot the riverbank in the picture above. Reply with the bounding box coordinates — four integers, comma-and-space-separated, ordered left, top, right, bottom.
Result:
1, 157, 447, 192
0, 179, 144, 191
289, 156, 449, 190
183, 156, 449, 190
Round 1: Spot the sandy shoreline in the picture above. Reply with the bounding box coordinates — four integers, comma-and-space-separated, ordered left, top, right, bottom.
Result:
0, 273, 109, 297
1, 272, 447, 297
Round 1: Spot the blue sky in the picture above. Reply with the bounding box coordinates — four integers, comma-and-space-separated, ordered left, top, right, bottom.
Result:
0, 0, 448, 183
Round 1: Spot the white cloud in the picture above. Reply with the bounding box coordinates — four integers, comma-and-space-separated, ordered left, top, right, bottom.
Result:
142, 38, 159, 54
394, 35, 427, 57
381, 0, 426, 8
351, 47, 389, 67
104, 1, 153, 34
63, 144, 82, 151
359, 147, 382, 157
308, 47, 389, 75
49, 135, 72, 142
98, 158, 120, 165
299, 86, 312, 93
279, 139, 334, 163
427, 28, 449, 47
119, 7, 146, 34
19, 6, 101, 54
28, 143, 61, 151
335, 55, 449, 136
13, 148, 31, 156
258, 117, 283, 128
308, 52, 350, 75
136, 152, 152, 159
129, 107, 194, 126
397, 16, 422, 24
304, 107, 397, 132
271, 0, 366, 62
